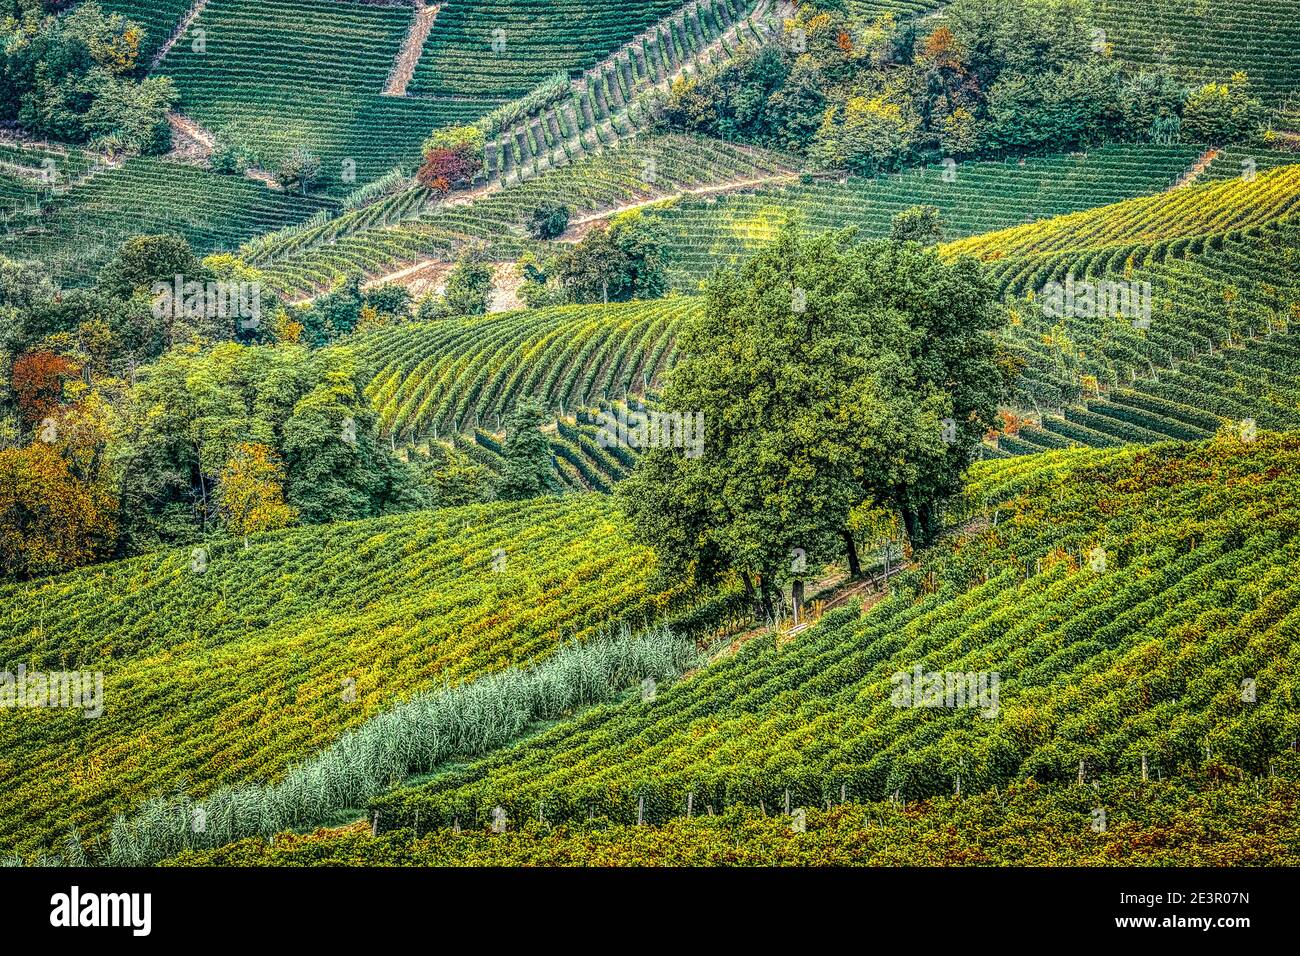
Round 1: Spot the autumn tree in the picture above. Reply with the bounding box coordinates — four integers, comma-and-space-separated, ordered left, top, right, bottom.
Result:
218, 442, 296, 546
12, 350, 77, 428
0, 442, 117, 580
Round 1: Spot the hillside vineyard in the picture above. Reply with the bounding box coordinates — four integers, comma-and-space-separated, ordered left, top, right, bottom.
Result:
1, 0, 1299, 918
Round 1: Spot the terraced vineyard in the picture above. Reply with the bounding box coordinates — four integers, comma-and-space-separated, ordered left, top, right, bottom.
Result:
358, 299, 693, 440
0, 157, 333, 285
250, 134, 797, 300
998, 217, 1300, 454
942, 163, 1300, 295
1094, 0, 1300, 105
158, 0, 504, 192
368, 437, 1300, 829
645, 146, 1199, 291
408, 0, 695, 99
0, 494, 668, 856
97, 0, 196, 62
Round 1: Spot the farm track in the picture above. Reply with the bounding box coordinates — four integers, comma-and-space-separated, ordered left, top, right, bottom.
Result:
384, 2, 442, 97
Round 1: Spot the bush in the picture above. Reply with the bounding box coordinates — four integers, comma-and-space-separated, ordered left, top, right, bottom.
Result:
528, 201, 570, 240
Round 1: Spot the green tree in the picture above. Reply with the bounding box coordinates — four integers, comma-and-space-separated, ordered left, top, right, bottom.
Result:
558, 212, 666, 304
496, 397, 552, 501
890, 205, 945, 245
620, 225, 1004, 616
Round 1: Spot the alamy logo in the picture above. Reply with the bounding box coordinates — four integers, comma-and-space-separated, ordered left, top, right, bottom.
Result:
596, 406, 704, 459
0, 665, 103, 718
151, 275, 262, 328
50, 886, 151, 936
1040, 275, 1151, 329
890, 665, 1000, 718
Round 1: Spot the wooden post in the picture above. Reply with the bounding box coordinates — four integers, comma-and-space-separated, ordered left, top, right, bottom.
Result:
637, 795, 644, 826
784, 789, 790, 815
687, 792, 693, 818
840, 783, 846, 804
1078, 760, 1085, 785
371, 812, 379, 837
1141, 753, 1148, 781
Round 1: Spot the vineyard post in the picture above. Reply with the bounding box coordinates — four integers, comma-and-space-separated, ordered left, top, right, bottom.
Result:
1141, 753, 1148, 781
687, 792, 693, 817
784, 789, 790, 815
371, 811, 379, 837
840, 783, 846, 805
637, 796, 644, 826
1078, 760, 1085, 785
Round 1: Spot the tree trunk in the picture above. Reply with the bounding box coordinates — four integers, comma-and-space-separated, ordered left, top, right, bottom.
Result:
841, 530, 862, 578
758, 574, 775, 623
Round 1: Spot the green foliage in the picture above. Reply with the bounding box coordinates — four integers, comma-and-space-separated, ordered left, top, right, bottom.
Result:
528, 201, 571, 241
496, 397, 553, 501
1181, 80, 1268, 145
0, 494, 668, 857
373, 436, 1300, 832
0, 1, 175, 153
172, 773, 1300, 866
890, 204, 944, 245
559, 212, 667, 304
621, 224, 1003, 608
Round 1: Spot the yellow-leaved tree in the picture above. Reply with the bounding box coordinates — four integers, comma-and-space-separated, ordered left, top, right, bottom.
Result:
218, 443, 296, 548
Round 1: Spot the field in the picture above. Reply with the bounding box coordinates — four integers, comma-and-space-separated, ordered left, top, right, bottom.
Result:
3, 0, 1299, 888
157, 0, 506, 191
0, 157, 334, 285
0, 495, 668, 856
644, 145, 1200, 291
1093, 0, 1300, 105
358, 438, 1300, 831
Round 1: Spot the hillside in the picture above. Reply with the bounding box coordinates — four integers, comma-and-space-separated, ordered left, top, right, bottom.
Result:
366, 436, 1300, 830
0, 494, 670, 856
1, 0, 1298, 889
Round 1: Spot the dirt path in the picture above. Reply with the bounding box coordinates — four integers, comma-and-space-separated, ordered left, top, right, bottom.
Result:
384, 2, 440, 97
166, 112, 216, 163
152, 0, 210, 69
1171, 148, 1222, 189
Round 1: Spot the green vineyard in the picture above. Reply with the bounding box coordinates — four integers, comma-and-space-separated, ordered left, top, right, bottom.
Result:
251, 134, 796, 300
0, 156, 334, 285
368, 437, 1300, 830
942, 163, 1300, 295
0, 494, 667, 855
407, 0, 704, 99
358, 299, 692, 440
1094, 0, 1300, 105
158, 0, 504, 191
646, 146, 1199, 291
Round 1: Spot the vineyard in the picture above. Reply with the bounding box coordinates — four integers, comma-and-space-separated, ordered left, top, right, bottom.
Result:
157, 0, 504, 192
0, 495, 670, 856
941, 163, 1300, 295
0, 157, 333, 285
1093, 0, 1300, 105
357, 298, 692, 440
364, 437, 1300, 831
2, 0, 1299, 881
407, 0, 708, 99
998, 217, 1300, 453
249, 134, 797, 300
645, 145, 1199, 290
166, 773, 1300, 865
